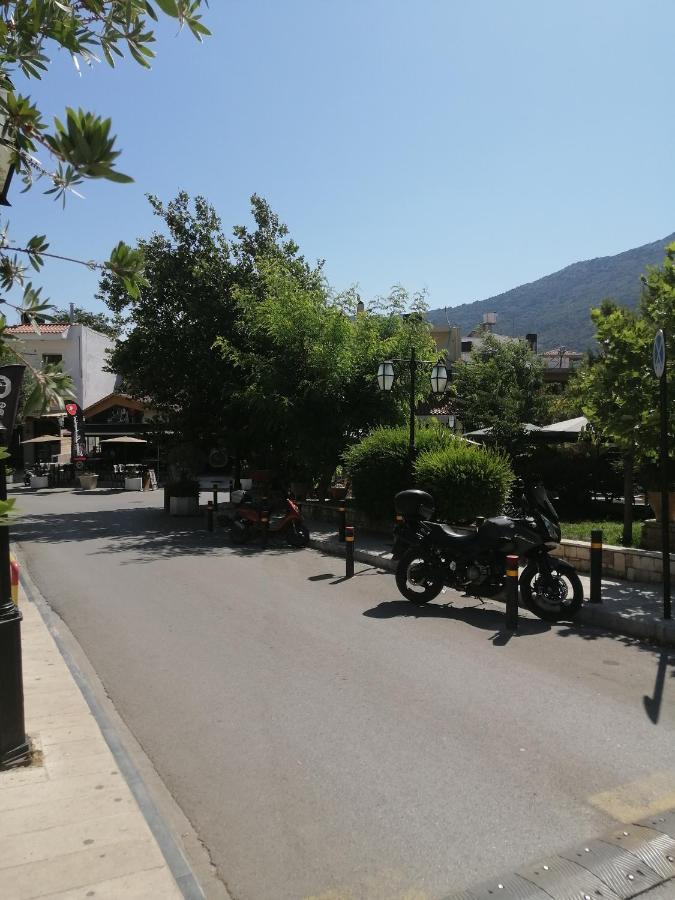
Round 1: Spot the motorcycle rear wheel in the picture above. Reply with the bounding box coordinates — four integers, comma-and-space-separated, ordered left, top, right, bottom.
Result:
395, 549, 444, 604
519, 560, 583, 622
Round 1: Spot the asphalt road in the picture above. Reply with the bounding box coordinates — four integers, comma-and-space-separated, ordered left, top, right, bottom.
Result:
12, 488, 675, 900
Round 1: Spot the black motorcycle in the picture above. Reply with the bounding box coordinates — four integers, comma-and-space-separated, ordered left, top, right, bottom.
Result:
393, 484, 583, 622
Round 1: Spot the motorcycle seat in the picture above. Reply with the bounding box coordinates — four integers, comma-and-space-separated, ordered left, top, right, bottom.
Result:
427, 522, 478, 545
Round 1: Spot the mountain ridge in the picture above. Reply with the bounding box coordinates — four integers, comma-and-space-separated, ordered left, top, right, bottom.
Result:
426, 232, 675, 350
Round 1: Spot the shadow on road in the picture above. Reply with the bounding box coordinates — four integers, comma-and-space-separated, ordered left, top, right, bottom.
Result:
12, 506, 305, 563
363, 598, 551, 639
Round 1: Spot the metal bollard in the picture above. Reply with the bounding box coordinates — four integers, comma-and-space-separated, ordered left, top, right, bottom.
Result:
212, 482, 218, 512
9, 557, 18, 606
261, 508, 269, 549
590, 529, 603, 604
505, 554, 519, 632
338, 506, 346, 542
206, 500, 214, 532
345, 525, 355, 578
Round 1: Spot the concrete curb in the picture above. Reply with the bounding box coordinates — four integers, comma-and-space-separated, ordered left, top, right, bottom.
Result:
444, 809, 675, 899
310, 534, 675, 648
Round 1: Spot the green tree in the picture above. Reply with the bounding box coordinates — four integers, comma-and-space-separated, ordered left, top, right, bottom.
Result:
100, 192, 241, 451
574, 243, 675, 542
450, 334, 546, 453
216, 265, 437, 487
0, 1, 209, 408
101, 192, 438, 486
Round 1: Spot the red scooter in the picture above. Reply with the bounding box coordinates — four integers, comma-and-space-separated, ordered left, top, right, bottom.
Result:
228, 490, 310, 547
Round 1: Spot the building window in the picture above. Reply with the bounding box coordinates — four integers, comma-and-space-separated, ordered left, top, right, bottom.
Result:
42, 354, 63, 367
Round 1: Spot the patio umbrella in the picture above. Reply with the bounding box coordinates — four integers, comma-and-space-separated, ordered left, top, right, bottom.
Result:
21, 434, 68, 444
99, 436, 148, 444
537, 416, 589, 435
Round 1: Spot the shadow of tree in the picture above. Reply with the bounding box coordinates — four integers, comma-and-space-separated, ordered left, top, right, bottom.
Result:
12, 506, 306, 564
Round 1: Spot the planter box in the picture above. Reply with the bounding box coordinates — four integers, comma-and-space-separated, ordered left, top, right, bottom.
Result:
124, 477, 143, 491
170, 495, 199, 516
31, 475, 49, 489
78, 474, 99, 490
647, 491, 675, 523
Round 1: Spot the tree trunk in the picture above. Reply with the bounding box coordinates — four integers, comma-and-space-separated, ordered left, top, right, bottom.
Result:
622, 450, 634, 547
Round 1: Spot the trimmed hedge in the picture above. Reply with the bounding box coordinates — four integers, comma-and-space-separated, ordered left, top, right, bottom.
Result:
343, 424, 457, 519
414, 443, 515, 523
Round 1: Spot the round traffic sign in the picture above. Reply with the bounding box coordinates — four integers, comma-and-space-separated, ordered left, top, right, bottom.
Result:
653, 329, 666, 378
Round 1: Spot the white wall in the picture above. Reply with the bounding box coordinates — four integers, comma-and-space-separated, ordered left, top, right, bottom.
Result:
71, 325, 117, 408
10, 325, 116, 407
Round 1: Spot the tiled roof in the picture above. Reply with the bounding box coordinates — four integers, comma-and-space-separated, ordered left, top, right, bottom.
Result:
5, 324, 69, 334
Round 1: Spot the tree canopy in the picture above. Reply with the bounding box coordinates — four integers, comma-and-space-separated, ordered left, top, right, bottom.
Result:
449, 334, 546, 451
574, 243, 675, 476
100, 192, 438, 485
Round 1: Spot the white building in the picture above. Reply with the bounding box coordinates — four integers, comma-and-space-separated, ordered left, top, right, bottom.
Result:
5, 322, 117, 409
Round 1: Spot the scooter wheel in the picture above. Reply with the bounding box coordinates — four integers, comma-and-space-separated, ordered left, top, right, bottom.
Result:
286, 522, 310, 547
229, 520, 250, 545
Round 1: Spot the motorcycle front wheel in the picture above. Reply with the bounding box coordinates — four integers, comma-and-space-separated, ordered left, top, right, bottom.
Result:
395, 549, 444, 604
286, 521, 310, 547
519, 560, 583, 622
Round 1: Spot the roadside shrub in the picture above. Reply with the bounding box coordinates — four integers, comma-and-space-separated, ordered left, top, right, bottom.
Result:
414, 443, 514, 523
343, 424, 457, 518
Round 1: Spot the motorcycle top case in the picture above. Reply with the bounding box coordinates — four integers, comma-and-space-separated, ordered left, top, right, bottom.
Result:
395, 489, 435, 519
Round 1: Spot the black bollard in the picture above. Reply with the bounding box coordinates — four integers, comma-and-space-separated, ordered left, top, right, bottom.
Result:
590, 529, 603, 604
505, 554, 519, 632
0, 460, 29, 769
261, 508, 269, 549
206, 500, 214, 532
338, 506, 346, 542
212, 482, 218, 512
345, 525, 355, 578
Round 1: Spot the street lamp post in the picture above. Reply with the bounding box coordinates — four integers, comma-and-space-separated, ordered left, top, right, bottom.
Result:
377, 349, 449, 467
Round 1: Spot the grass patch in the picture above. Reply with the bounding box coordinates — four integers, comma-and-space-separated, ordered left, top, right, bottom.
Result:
560, 520, 641, 547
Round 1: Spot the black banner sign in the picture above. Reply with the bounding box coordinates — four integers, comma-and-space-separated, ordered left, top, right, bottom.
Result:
0, 365, 25, 438
65, 401, 87, 463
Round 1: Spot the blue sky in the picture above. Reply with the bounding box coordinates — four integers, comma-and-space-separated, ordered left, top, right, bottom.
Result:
6, 0, 675, 319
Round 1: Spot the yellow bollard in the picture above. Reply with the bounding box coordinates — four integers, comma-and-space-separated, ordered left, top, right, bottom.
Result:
9, 554, 19, 605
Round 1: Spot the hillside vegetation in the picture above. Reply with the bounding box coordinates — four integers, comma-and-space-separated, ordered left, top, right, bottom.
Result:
427, 232, 675, 350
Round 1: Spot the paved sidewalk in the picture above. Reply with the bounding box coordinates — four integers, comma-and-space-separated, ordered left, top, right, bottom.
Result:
308, 521, 675, 647
0, 583, 191, 899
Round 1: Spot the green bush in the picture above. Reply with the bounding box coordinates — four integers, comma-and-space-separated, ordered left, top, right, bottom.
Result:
414, 443, 515, 523
343, 424, 457, 518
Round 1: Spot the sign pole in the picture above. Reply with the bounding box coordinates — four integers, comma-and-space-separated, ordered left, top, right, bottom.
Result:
653, 330, 671, 620
0, 365, 29, 768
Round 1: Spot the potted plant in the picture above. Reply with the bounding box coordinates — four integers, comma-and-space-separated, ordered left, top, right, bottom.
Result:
639, 457, 675, 522
78, 471, 99, 490
124, 466, 143, 491
168, 478, 200, 516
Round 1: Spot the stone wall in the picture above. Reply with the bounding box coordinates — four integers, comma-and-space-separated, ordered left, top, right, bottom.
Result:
555, 539, 673, 585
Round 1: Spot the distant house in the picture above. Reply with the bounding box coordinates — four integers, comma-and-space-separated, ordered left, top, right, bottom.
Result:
5, 322, 117, 409
540, 347, 584, 385
6, 321, 118, 465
